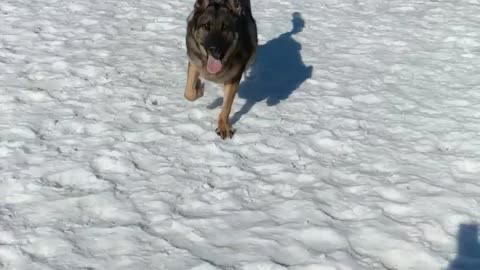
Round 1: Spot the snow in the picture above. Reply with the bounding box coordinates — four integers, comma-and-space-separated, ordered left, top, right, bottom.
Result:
1, 0, 480, 269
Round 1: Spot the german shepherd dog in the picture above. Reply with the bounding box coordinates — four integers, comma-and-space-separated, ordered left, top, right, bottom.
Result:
185, 0, 257, 139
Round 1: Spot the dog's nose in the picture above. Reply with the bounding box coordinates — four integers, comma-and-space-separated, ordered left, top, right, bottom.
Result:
208, 46, 222, 60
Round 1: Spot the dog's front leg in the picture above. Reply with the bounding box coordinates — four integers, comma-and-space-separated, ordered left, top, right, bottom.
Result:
184, 61, 204, 101
216, 79, 240, 139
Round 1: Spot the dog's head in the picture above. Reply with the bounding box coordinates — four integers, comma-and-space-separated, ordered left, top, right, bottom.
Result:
192, 0, 242, 74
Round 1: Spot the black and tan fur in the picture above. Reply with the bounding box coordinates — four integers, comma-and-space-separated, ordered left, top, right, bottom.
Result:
185, 0, 257, 139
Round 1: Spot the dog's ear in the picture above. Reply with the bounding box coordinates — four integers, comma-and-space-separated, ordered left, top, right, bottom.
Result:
195, 0, 242, 14
225, 0, 242, 15
195, 0, 211, 9
195, 0, 217, 9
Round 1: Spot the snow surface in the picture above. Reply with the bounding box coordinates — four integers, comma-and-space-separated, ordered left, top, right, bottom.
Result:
1, 0, 480, 269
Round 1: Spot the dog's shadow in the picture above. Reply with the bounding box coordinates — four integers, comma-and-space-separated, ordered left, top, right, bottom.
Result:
208, 12, 313, 124
449, 224, 480, 270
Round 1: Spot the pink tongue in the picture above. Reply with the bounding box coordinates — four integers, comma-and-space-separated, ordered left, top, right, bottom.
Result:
207, 55, 222, 74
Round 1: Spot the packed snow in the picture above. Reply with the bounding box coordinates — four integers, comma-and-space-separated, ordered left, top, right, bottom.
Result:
1, 0, 480, 269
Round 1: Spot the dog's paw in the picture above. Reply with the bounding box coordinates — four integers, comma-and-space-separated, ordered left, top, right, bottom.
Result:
184, 90, 199, 101
215, 125, 235, 140
184, 81, 204, 102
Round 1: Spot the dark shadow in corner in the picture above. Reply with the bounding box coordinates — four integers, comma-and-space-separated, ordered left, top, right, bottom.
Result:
208, 12, 313, 124
449, 224, 480, 270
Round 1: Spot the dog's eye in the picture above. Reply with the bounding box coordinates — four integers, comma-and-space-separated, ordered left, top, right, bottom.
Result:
202, 22, 211, 30
222, 23, 230, 31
